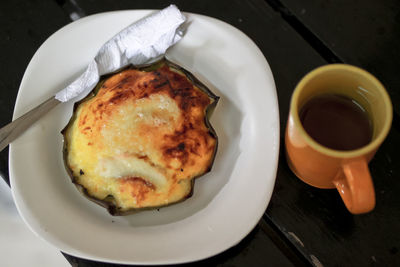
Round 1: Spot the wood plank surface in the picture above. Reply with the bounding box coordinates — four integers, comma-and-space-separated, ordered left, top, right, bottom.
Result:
275, 0, 400, 116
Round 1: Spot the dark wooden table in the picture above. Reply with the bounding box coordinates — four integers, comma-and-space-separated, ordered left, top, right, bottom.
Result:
1, 0, 399, 266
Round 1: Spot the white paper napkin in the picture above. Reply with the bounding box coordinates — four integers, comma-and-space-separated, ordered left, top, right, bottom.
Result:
0, 178, 69, 267
55, 4, 186, 102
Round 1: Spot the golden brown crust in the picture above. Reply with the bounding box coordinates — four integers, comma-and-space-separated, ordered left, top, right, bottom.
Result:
63, 61, 218, 213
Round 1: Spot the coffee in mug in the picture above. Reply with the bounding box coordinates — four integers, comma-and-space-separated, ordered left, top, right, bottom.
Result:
299, 94, 372, 151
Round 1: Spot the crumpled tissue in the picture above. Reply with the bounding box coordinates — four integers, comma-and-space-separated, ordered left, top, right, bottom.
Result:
55, 4, 186, 102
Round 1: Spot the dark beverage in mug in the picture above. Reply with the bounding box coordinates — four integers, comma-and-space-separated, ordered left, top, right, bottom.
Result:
299, 94, 372, 151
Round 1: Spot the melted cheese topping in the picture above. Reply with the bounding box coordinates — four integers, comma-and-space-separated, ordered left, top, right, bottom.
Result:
64, 64, 217, 211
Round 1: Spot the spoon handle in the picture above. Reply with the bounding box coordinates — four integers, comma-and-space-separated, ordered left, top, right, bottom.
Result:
0, 97, 60, 152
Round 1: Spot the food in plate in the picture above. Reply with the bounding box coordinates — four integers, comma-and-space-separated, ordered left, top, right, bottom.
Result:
62, 58, 219, 215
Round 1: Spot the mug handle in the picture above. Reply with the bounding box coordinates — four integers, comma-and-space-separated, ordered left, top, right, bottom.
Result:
333, 159, 375, 214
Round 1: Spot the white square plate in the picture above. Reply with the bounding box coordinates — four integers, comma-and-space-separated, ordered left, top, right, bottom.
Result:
10, 10, 279, 264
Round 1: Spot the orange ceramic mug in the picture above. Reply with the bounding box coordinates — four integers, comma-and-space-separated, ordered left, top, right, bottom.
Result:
285, 64, 392, 214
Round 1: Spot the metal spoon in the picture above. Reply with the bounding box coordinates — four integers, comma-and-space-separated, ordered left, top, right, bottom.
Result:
0, 97, 60, 152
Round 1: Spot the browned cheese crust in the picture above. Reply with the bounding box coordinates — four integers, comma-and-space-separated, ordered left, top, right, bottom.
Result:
63, 63, 218, 213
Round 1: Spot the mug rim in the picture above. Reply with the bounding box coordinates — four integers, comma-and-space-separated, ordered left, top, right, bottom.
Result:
291, 64, 393, 158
